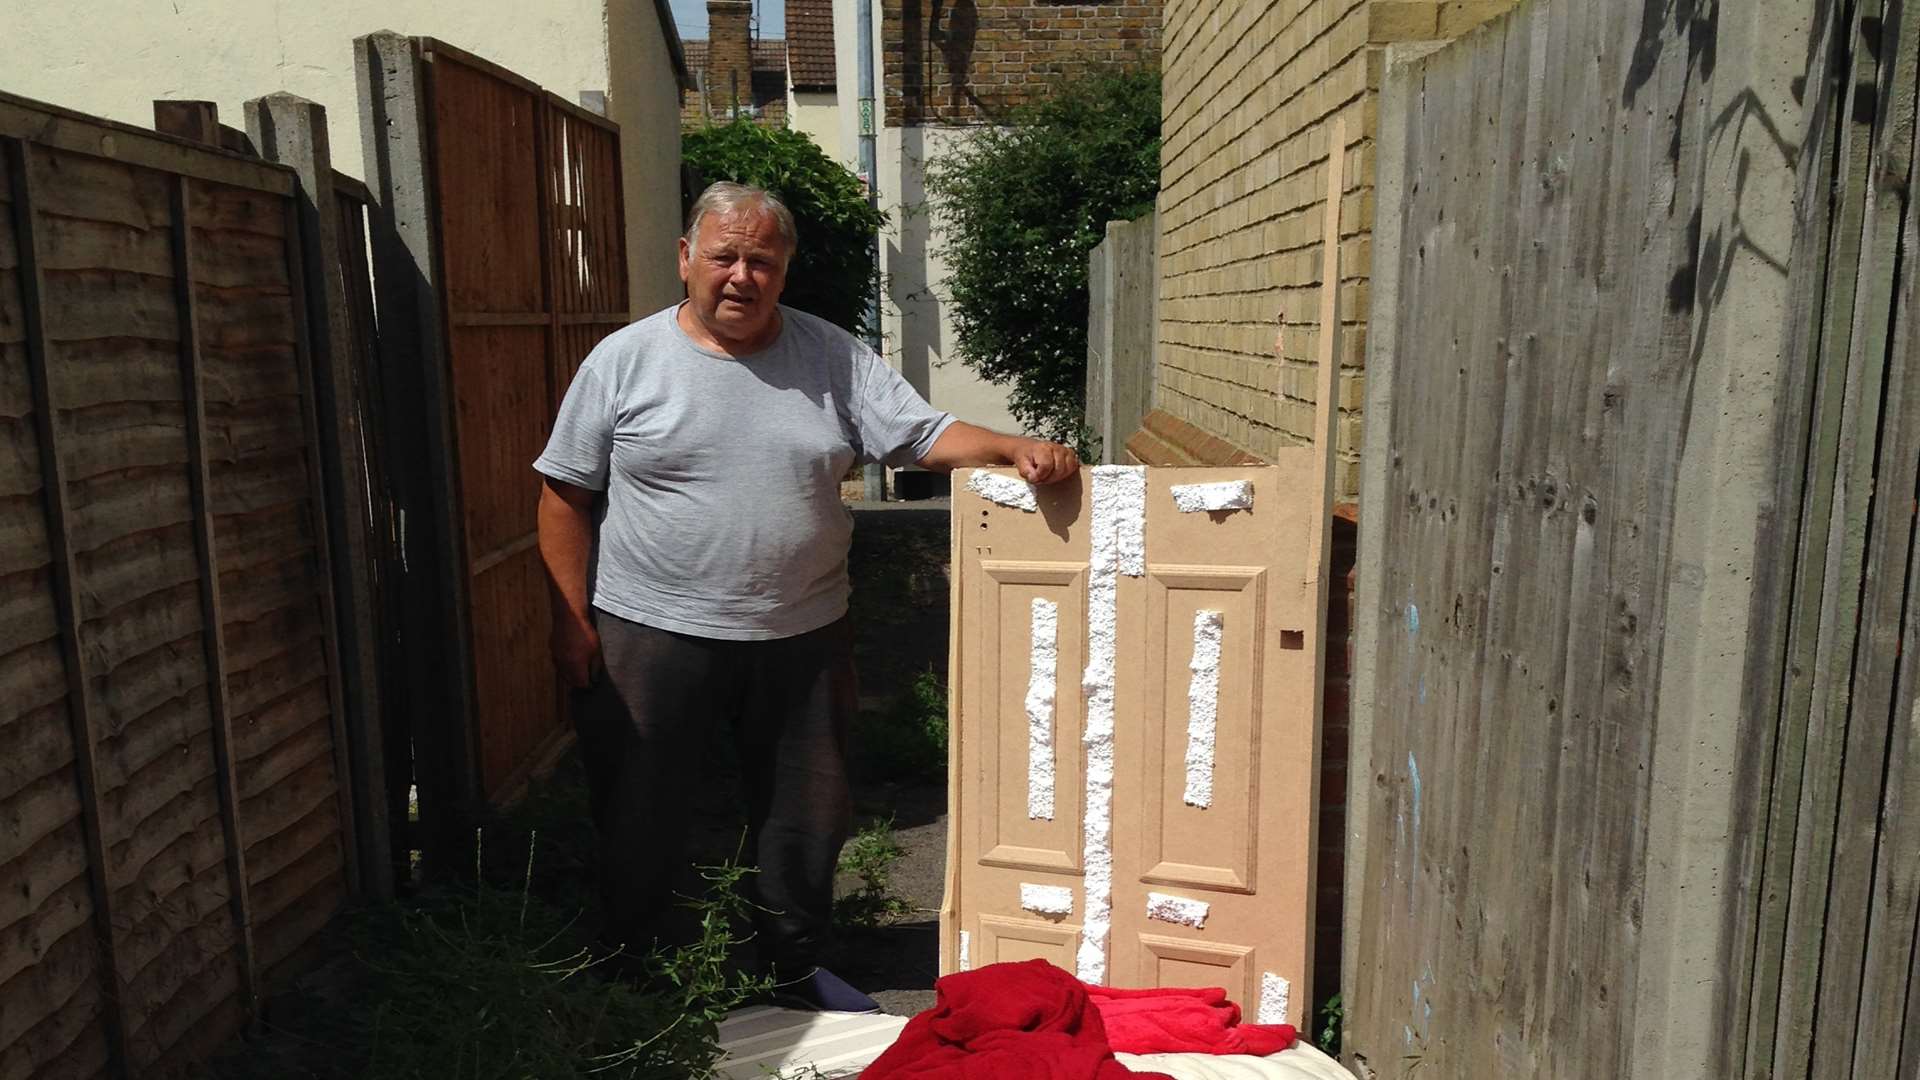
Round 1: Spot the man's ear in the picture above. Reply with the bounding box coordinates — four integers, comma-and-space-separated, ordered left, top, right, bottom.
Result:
677, 237, 692, 280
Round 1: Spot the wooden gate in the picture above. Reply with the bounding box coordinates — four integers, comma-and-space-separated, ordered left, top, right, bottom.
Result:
357, 34, 631, 846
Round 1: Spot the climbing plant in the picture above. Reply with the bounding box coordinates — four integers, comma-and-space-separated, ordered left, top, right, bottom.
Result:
683, 121, 886, 338
924, 68, 1163, 448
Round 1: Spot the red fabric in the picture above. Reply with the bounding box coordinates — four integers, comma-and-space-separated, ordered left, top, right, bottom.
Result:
1085, 983, 1297, 1056
860, 960, 1174, 1079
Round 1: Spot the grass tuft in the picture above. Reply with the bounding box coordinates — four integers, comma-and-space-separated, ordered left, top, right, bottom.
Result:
201, 834, 768, 1080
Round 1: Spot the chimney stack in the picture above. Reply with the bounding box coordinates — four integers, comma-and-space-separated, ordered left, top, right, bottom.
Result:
707, 0, 754, 118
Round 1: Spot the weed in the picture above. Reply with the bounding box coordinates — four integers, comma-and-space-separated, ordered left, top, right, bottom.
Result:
834, 818, 914, 929
852, 668, 949, 781
200, 834, 769, 1080
1317, 991, 1343, 1050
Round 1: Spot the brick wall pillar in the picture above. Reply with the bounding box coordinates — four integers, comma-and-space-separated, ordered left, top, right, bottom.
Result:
706, 0, 753, 118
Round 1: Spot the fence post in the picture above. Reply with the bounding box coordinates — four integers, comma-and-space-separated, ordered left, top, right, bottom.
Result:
1112, 214, 1158, 463
1085, 227, 1116, 463
245, 93, 393, 899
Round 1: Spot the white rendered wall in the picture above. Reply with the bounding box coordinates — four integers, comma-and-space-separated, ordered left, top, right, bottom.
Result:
786, 89, 843, 165
830, 0, 862, 169
877, 124, 1022, 435
0, 0, 684, 313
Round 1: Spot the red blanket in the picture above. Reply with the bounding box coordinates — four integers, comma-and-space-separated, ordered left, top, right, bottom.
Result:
860, 960, 1299, 1078
860, 960, 1174, 1079
1087, 983, 1297, 1056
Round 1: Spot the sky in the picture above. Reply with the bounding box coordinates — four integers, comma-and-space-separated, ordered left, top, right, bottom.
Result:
669, 0, 783, 40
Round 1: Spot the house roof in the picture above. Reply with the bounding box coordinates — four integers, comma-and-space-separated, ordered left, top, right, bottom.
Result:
785, 2, 837, 91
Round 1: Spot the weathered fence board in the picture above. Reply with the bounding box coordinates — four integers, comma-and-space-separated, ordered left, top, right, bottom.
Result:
1085, 213, 1158, 465
1356, 0, 1920, 1075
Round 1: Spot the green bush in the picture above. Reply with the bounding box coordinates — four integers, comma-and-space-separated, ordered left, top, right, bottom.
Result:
683, 121, 886, 338
852, 668, 949, 781
925, 68, 1163, 447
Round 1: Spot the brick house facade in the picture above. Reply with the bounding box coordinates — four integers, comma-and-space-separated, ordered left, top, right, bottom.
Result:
881, 1, 1162, 126
1146, 0, 1519, 498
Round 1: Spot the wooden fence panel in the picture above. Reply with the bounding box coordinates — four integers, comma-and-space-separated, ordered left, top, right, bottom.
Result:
0, 136, 117, 1080
1349, 0, 1713, 1074
26, 144, 249, 1074
0, 90, 366, 1077
427, 46, 567, 801
1355, 0, 1920, 1074
189, 178, 352, 986
360, 34, 630, 830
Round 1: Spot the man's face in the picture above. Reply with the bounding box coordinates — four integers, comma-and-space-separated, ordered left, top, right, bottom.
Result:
678, 208, 789, 345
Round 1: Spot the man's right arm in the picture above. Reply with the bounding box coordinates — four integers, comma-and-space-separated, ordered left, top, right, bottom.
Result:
538, 477, 601, 688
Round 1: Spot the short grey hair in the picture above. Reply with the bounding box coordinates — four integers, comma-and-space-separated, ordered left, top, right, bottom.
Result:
685, 182, 798, 260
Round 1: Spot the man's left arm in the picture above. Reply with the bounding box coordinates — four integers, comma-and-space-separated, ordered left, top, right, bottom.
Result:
918, 421, 1080, 484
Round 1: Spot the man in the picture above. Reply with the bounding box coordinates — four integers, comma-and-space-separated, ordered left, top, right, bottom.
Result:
534, 181, 1079, 1012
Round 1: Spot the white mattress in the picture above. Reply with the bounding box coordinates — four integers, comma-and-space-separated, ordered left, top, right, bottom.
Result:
715, 1006, 1355, 1079
1121, 1043, 1354, 1080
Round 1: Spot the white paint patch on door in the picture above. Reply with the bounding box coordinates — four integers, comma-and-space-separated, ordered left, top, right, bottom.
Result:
965, 469, 1038, 511
1170, 479, 1254, 512
1258, 972, 1291, 1026
958, 930, 971, 971
1076, 464, 1146, 986
1182, 610, 1225, 808
1025, 597, 1060, 820
1020, 883, 1075, 916
1145, 892, 1211, 928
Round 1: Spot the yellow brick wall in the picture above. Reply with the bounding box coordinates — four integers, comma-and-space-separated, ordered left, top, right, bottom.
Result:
1155, 0, 1514, 496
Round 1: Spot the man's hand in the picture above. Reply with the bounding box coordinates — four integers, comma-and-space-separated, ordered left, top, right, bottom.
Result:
551, 609, 603, 690
1012, 438, 1080, 484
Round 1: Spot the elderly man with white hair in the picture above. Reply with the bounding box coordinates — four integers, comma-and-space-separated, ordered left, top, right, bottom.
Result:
534, 181, 1078, 1012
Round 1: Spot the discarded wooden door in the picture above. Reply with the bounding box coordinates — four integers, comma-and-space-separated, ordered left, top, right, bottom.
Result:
944, 462, 1332, 1024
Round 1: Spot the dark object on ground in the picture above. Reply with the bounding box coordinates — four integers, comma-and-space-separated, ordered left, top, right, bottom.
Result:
772, 966, 884, 1014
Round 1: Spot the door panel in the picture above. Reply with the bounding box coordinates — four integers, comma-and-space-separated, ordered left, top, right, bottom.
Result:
947, 462, 1328, 1025
977, 560, 1087, 874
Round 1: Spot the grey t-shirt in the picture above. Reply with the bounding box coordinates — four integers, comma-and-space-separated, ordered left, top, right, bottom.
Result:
533, 304, 955, 640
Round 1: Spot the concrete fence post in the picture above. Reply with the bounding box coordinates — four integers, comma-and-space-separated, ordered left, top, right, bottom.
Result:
245, 92, 394, 899
1086, 228, 1117, 462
